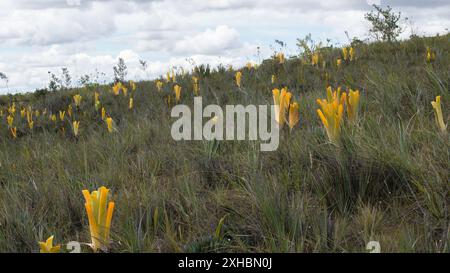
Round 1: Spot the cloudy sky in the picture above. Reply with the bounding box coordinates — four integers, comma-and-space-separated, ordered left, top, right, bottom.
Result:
0, 0, 448, 93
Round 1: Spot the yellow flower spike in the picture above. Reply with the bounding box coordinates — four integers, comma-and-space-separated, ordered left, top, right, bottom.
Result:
94, 92, 100, 109
10, 127, 17, 139
272, 88, 281, 105
101, 107, 106, 121
171, 69, 176, 82
73, 121, 80, 137
271, 75, 276, 84
336, 58, 342, 67
174, 85, 182, 103
68, 105, 73, 118
339, 92, 347, 109
276, 52, 285, 64
426, 47, 436, 63
156, 80, 163, 92
246, 62, 253, 70
82, 186, 115, 252
272, 88, 290, 128
73, 94, 82, 107
317, 109, 328, 128
166, 72, 172, 82
39, 236, 61, 253
349, 47, 355, 61
20, 108, 26, 118
95, 100, 101, 111
284, 91, 292, 109
8, 103, 15, 115
106, 117, 114, 133
112, 82, 121, 96
342, 47, 349, 61
94, 92, 100, 104
235, 72, 242, 88
122, 86, 128, 97
431, 96, 447, 133
347, 89, 360, 123
289, 102, 300, 130
326, 86, 333, 103
278, 90, 287, 127
130, 80, 137, 91
311, 53, 319, 66
105, 202, 115, 243
129, 97, 134, 110
336, 86, 342, 100
192, 77, 199, 96
316, 87, 346, 143
35, 110, 40, 117
50, 114, 57, 123
59, 111, 65, 122
7, 115, 13, 128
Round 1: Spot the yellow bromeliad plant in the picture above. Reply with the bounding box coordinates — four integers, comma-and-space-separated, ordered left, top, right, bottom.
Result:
106, 117, 114, 133
289, 101, 300, 130
272, 88, 292, 128
346, 89, 360, 123
129, 97, 134, 110
7, 115, 13, 128
316, 87, 346, 143
342, 47, 349, 61
426, 47, 436, 63
27, 111, 33, 130
276, 52, 285, 64
73, 94, 82, 107
73, 121, 80, 137
94, 92, 101, 111
311, 52, 319, 66
101, 107, 106, 121
112, 82, 127, 96
431, 96, 447, 133
10, 127, 17, 139
39, 236, 61, 253
59, 110, 65, 122
94, 92, 100, 105
82, 186, 115, 252
349, 47, 355, 61
156, 80, 163, 92
235, 71, 242, 88
8, 103, 15, 115
174, 84, 182, 103
130, 80, 137, 92
68, 105, 73, 118
192, 77, 199, 96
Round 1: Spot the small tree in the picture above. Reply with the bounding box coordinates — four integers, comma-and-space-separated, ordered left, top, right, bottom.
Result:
113, 58, 127, 83
48, 71, 61, 92
0, 72, 8, 89
365, 5, 406, 42
61, 67, 72, 89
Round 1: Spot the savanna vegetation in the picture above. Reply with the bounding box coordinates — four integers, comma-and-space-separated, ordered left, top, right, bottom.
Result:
0, 28, 448, 252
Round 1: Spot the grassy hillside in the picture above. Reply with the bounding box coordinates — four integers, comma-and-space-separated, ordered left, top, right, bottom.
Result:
0, 34, 448, 253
